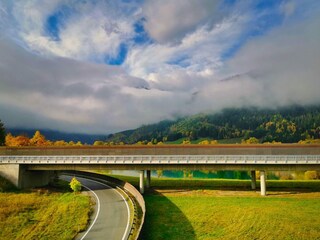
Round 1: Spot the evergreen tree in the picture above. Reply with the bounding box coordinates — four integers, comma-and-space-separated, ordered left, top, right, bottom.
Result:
0, 120, 5, 146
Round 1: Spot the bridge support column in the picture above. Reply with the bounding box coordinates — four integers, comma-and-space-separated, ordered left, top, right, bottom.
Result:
139, 170, 145, 194
250, 170, 256, 190
260, 170, 266, 196
146, 170, 151, 189
0, 164, 54, 189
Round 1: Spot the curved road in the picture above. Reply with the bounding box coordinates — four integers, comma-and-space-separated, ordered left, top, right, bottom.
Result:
61, 175, 130, 240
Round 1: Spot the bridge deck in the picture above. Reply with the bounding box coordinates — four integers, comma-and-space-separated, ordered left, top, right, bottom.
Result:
1, 144, 320, 155
1, 145, 319, 171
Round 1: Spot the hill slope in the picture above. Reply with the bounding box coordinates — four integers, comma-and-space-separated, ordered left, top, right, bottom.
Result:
106, 105, 320, 144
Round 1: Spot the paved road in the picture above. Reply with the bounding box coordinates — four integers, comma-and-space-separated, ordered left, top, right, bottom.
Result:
61, 175, 130, 240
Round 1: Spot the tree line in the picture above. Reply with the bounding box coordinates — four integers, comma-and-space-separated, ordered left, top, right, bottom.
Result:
105, 105, 320, 144
3, 130, 83, 147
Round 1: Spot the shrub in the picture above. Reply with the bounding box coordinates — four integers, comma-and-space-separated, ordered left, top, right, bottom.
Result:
69, 177, 82, 192
304, 171, 319, 180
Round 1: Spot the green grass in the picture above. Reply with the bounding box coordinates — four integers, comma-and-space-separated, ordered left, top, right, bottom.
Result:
141, 194, 320, 240
109, 175, 320, 240
0, 180, 92, 240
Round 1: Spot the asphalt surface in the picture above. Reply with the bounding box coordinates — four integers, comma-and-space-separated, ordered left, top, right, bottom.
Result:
61, 175, 130, 240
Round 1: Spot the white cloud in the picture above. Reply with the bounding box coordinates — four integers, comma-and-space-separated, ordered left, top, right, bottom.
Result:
142, 0, 220, 43
2, 0, 139, 61
0, 0, 320, 134
280, 1, 296, 18
125, 14, 248, 91
220, 10, 320, 107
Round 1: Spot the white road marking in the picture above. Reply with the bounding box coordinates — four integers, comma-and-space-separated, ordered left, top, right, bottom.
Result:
116, 186, 131, 240
63, 175, 131, 240
79, 182, 101, 240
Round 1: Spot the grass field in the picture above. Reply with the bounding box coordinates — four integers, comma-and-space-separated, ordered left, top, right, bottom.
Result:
0, 179, 92, 240
111, 175, 320, 240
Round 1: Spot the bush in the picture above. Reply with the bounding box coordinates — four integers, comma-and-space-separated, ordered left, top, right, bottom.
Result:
69, 177, 82, 192
304, 171, 319, 180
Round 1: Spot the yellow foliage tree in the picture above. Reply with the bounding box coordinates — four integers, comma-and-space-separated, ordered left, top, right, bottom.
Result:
54, 140, 68, 146
5, 133, 30, 146
304, 171, 319, 180
182, 139, 191, 144
199, 140, 210, 145
242, 137, 259, 144
93, 141, 104, 146
69, 177, 82, 192
30, 131, 48, 146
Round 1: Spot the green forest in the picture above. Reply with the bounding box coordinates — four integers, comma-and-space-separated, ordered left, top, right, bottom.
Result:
105, 105, 320, 144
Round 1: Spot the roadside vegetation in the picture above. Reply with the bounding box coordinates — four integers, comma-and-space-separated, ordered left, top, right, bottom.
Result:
111, 175, 320, 240
0, 178, 92, 240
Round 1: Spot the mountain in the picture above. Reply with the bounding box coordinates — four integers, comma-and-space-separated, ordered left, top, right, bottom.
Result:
6, 129, 107, 145
106, 105, 320, 144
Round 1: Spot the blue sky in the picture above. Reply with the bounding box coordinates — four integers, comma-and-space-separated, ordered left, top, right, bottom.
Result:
0, 0, 319, 133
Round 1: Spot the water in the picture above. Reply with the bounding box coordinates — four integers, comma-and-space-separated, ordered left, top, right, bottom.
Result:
110, 170, 253, 180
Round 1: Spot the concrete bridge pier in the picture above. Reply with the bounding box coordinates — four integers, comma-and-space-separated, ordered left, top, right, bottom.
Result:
250, 170, 256, 190
146, 170, 151, 189
260, 170, 266, 196
139, 170, 145, 194
0, 164, 53, 189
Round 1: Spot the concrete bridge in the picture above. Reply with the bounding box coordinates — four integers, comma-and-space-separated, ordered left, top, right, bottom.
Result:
0, 144, 319, 196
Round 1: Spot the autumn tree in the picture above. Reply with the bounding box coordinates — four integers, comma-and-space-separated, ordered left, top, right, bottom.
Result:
242, 137, 259, 144
54, 140, 68, 146
70, 177, 82, 192
156, 170, 163, 178
0, 120, 5, 146
199, 140, 210, 145
5, 133, 30, 146
30, 130, 48, 146
304, 171, 319, 180
93, 141, 104, 146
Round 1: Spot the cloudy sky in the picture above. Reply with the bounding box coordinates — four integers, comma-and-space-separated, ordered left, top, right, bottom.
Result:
0, 0, 319, 134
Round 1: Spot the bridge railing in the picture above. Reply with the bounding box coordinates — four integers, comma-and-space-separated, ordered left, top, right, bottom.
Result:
1, 155, 320, 165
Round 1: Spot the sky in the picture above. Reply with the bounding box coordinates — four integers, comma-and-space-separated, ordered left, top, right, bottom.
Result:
0, 0, 319, 134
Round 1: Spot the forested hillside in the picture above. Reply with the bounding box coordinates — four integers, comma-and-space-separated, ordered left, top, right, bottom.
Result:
106, 105, 320, 144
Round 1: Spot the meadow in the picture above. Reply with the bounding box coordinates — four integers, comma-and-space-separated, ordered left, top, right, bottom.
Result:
112, 175, 320, 240
0, 177, 91, 240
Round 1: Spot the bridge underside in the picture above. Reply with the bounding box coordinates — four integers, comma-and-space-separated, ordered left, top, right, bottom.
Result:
1, 163, 319, 196
24, 164, 320, 196
0, 164, 54, 189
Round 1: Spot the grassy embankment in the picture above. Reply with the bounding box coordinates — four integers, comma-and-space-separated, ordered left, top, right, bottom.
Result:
111, 175, 320, 240
0, 176, 92, 240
